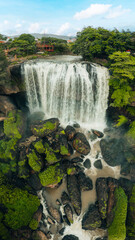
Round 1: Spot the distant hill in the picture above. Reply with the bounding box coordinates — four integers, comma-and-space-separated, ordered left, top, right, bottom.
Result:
9, 33, 76, 40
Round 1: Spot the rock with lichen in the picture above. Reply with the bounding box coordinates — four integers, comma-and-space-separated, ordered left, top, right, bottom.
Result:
72, 132, 90, 155
82, 204, 101, 230
31, 118, 60, 138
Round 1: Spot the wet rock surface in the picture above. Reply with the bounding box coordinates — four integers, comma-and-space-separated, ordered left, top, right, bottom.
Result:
67, 174, 82, 216
78, 172, 93, 191
96, 178, 108, 219
62, 235, 79, 240
83, 158, 91, 168
100, 138, 125, 166
72, 132, 91, 155
94, 160, 103, 169
82, 204, 101, 230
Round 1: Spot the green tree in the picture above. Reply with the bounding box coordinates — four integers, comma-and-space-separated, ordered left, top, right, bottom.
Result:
109, 51, 135, 108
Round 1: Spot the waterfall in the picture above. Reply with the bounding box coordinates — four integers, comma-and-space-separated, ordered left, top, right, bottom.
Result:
22, 58, 109, 129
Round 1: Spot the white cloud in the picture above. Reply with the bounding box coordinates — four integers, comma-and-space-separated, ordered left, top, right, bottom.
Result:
15, 24, 22, 28
106, 5, 131, 19
28, 23, 40, 33
57, 22, 70, 35
4, 20, 9, 25
74, 4, 112, 20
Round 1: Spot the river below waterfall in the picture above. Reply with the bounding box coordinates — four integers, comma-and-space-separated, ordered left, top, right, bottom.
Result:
21, 56, 126, 240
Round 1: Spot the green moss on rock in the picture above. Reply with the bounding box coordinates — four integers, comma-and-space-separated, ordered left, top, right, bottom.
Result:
33, 140, 45, 154
44, 143, 59, 164
27, 150, 42, 172
0, 222, 10, 240
60, 145, 69, 155
108, 187, 127, 240
39, 163, 64, 186
67, 167, 75, 175
4, 110, 24, 139
31, 118, 59, 137
29, 218, 39, 230
0, 138, 18, 161
0, 184, 40, 230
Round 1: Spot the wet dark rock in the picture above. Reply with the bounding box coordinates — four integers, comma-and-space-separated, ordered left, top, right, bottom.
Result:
67, 174, 81, 215
71, 157, 83, 164
59, 227, 65, 235
48, 206, 62, 224
100, 138, 125, 166
62, 235, 79, 240
107, 178, 118, 226
27, 174, 42, 191
65, 125, 76, 141
96, 178, 108, 219
120, 161, 130, 176
32, 230, 48, 240
13, 229, 32, 240
49, 224, 58, 234
94, 160, 103, 169
64, 204, 73, 224
61, 191, 71, 205
92, 129, 104, 138
118, 178, 133, 197
31, 118, 60, 138
82, 204, 101, 230
83, 158, 91, 169
73, 132, 90, 155
78, 172, 93, 191
63, 215, 70, 225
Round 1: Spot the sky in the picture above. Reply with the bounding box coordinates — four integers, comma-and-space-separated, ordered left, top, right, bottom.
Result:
0, 0, 135, 36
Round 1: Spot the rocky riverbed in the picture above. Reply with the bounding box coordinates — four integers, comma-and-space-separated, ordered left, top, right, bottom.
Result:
0, 109, 135, 240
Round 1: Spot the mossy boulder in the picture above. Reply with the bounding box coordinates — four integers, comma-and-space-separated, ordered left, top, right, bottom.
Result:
73, 132, 90, 155
77, 172, 93, 191
0, 184, 40, 230
44, 142, 60, 165
4, 110, 25, 139
82, 204, 101, 230
0, 138, 18, 161
27, 150, 43, 172
33, 140, 45, 154
39, 163, 64, 187
108, 187, 128, 240
31, 118, 60, 138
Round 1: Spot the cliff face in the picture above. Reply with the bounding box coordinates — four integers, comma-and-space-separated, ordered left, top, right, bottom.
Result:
0, 63, 27, 122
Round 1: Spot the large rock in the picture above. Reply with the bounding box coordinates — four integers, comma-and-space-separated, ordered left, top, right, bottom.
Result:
100, 138, 125, 166
107, 178, 118, 226
64, 204, 73, 224
67, 175, 81, 216
82, 204, 101, 230
96, 178, 108, 219
48, 206, 62, 224
73, 132, 90, 155
91, 129, 104, 138
65, 125, 76, 141
31, 118, 60, 138
77, 172, 93, 191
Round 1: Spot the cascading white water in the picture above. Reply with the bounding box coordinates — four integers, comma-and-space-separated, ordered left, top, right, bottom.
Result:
22, 57, 109, 129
